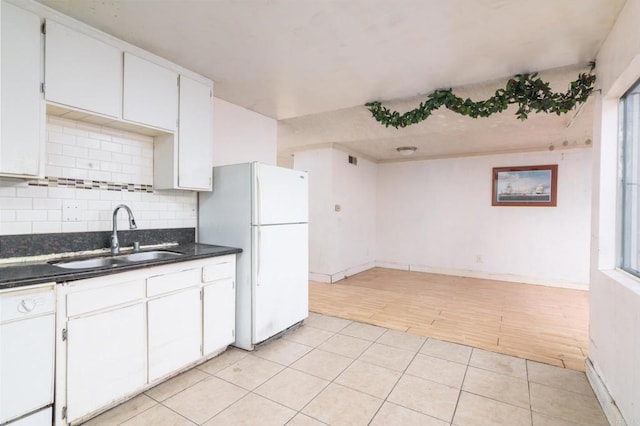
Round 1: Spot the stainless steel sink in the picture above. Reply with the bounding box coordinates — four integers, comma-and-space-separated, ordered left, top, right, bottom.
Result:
121, 251, 183, 262
51, 250, 183, 269
52, 257, 128, 269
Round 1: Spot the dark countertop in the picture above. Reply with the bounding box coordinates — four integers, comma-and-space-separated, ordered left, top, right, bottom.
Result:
0, 243, 242, 290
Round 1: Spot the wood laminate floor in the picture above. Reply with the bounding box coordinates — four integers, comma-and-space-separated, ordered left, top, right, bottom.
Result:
309, 268, 589, 371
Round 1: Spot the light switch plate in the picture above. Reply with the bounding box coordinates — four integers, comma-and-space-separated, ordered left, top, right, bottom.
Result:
62, 200, 82, 222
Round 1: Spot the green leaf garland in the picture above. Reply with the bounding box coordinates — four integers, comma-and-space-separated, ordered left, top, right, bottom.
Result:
365, 62, 596, 128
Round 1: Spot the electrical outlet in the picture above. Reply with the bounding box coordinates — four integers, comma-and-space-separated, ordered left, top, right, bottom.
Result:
62, 200, 82, 222
476, 255, 483, 263
335, 204, 341, 212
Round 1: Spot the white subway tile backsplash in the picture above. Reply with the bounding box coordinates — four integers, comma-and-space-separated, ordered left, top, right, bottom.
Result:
48, 142, 63, 155
33, 198, 62, 210
90, 149, 113, 162
84, 210, 100, 221
46, 166, 63, 177
62, 145, 89, 159
77, 136, 101, 150
62, 222, 87, 233
101, 140, 122, 153
17, 187, 48, 198
48, 154, 76, 168
33, 222, 62, 233
48, 187, 77, 199
111, 153, 132, 164
49, 131, 76, 145
87, 170, 111, 181
17, 210, 48, 222
100, 161, 122, 172
62, 168, 88, 179
48, 210, 62, 221
0, 211, 16, 221
0, 186, 17, 197
63, 126, 90, 137
99, 190, 123, 201
1, 116, 197, 236
0, 198, 32, 210
0, 222, 32, 235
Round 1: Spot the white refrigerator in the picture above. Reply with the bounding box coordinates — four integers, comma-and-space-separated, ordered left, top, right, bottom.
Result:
198, 162, 309, 350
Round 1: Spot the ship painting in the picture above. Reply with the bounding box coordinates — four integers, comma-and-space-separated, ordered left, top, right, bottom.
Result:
494, 167, 555, 204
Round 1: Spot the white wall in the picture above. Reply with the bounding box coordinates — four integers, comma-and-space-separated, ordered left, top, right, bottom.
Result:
588, 0, 640, 423
0, 116, 197, 235
377, 149, 592, 288
212, 97, 277, 166
294, 148, 377, 282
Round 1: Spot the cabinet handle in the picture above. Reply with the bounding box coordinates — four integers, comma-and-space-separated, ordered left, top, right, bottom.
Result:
18, 298, 36, 313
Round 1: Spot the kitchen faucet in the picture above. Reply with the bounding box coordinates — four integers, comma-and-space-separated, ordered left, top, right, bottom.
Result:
110, 204, 137, 255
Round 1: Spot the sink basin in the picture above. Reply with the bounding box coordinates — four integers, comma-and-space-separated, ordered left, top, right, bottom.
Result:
51, 250, 183, 269
52, 257, 128, 269
121, 251, 183, 262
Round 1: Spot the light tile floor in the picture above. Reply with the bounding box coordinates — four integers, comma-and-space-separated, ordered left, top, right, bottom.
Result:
84, 313, 608, 426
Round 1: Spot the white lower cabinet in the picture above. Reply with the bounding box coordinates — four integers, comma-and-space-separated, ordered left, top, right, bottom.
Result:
66, 303, 147, 423
57, 255, 236, 425
203, 278, 235, 355
148, 287, 201, 382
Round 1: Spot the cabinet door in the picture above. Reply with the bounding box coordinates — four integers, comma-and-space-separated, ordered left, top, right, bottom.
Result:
123, 53, 178, 131
0, 2, 44, 177
0, 315, 54, 424
148, 288, 201, 382
45, 20, 122, 118
66, 304, 146, 423
178, 75, 213, 190
203, 278, 235, 355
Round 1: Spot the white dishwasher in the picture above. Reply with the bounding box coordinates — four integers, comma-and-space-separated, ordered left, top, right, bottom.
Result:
0, 284, 55, 425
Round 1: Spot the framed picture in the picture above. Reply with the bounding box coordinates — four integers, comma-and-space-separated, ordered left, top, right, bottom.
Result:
492, 164, 558, 207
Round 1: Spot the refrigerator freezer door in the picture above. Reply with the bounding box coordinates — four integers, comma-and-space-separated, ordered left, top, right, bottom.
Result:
253, 163, 308, 225
252, 223, 308, 344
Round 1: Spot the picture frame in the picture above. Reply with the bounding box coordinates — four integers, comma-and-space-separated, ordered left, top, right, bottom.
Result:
492, 164, 558, 207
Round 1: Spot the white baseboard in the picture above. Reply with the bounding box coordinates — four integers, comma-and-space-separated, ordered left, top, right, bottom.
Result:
374, 261, 410, 271
309, 272, 331, 283
374, 261, 589, 290
309, 262, 376, 284
585, 358, 627, 425
313, 261, 587, 290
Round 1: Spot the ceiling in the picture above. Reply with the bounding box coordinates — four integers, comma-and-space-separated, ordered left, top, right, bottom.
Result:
36, 0, 625, 161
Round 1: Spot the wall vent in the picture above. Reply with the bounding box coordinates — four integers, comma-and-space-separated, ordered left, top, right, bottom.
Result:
348, 155, 358, 166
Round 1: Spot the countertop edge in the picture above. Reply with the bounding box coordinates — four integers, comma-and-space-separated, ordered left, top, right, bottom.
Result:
0, 243, 242, 290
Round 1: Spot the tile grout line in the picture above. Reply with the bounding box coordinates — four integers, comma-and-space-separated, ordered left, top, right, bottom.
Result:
526, 360, 534, 426
449, 347, 473, 426
363, 335, 441, 425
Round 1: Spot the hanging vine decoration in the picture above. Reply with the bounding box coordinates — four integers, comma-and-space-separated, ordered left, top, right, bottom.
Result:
365, 62, 596, 128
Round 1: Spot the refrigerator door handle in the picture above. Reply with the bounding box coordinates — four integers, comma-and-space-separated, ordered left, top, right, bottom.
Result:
256, 228, 261, 286
256, 173, 261, 225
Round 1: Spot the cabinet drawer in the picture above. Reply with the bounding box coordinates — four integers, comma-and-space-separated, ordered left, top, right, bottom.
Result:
67, 280, 145, 317
147, 268, 201, 297
1, 288, 54, 323
202, 261, 235, 283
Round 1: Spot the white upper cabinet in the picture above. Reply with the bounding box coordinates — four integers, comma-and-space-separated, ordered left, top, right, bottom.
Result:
45, 20, 122, 118
123, 53, 178, 131
0, 2, 45, 178
154, 75, 213, 191
178, 75, 214, 190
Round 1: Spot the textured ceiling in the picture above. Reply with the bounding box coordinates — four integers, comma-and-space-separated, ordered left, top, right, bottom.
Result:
35, 0, 623, 160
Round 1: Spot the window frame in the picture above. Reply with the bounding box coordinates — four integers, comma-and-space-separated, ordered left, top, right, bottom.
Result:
620, 77, 640, 278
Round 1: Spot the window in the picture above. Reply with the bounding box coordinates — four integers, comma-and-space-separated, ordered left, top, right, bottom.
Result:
621, 79, 640, 277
